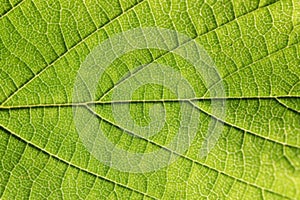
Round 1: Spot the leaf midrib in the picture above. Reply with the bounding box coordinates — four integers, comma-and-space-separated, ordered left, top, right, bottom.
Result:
1, 97, 299, 149
1, 0, 298, 199
0, 95, 299, 108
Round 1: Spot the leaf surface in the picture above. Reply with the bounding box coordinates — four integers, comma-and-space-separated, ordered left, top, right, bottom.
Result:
0, 0, 299, 199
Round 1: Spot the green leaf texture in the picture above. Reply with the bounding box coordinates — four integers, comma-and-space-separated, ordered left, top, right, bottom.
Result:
0, 0, 300, 199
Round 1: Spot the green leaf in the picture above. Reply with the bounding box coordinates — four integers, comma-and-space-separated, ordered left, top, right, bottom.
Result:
0, 0, 299, 199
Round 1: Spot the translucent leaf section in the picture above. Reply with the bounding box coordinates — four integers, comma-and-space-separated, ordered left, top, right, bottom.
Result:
0, 0, 299, 199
